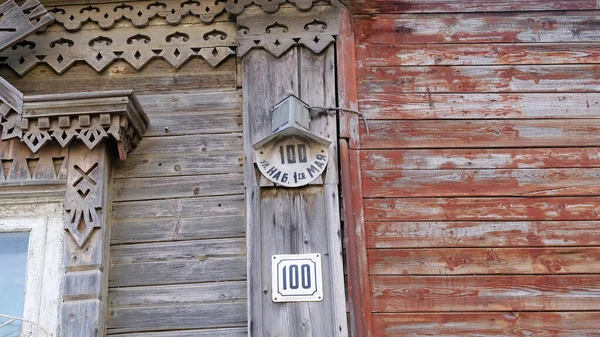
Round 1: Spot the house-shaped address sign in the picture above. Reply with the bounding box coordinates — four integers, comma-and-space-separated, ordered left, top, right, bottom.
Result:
253, 95, 331, 188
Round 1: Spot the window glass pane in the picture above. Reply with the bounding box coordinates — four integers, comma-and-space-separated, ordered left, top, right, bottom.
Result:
0, 232, 29, 337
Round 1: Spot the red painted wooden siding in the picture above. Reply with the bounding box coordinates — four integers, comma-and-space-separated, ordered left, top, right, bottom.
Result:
352, 4, 600, 336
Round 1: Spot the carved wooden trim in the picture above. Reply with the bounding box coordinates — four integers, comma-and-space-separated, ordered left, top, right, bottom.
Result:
237, 5, 340, 57
226, 0, 337, 15
44, 0, 336, 24
0, 90, 149, 160
61, 142, 112, 337
0, 78, 23, 143
0, 138, 67, 184
0, 1, 344, 75
0, 22, 237, 75
0, 0, 53, 52
48, 0, 226, 31
64, 144, 106, 247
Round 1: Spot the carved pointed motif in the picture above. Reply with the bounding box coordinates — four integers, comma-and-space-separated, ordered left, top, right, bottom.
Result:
0, 139, 68, 184
0, 102, 22, 140
237, 6, 340, 57
0, 23, 237, 75
122, 34, 155, 70
5, 41, 40, 75
160, 32, 195, 68
1, 91, 149, 159
44, 38, 76, 74
85, 37, 118, 72
52, 128, 78, 147
198, 47, 235, 67
22, 129, 52, 153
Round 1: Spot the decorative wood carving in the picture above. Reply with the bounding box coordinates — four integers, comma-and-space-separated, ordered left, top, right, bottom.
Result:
0, 0, 344, 75
64, 145, 105, 247
0, 90, 149, 160
0, 23, 237, 75
0, 0, 53, 52
226, 0, 337, 15
48, 0, 226, 31
0, 4, 143, 336
0, 78, 23, 141
44, 0, 336, 22
61, 143, 111, 337
237, 6, 340, 57
0, 138, 67, 183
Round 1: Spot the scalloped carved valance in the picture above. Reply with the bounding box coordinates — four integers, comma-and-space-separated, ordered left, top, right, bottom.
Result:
0, 0, 238, 75
45, 0, 337, 28
1, 0, 238, 75
2, 23, 237, 75
49, 0, 227, 30
227, 0, 337, 15
0, 0, 344, 76
237, 5, 340, 57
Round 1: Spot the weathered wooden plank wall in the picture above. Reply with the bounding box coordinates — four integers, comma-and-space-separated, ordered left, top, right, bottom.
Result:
108, 83, 246, 334
351, 2, 600, 336
1, 7, 246, 336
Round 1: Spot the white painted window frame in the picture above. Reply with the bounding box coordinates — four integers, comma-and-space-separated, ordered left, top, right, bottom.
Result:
0, 201, 64, 337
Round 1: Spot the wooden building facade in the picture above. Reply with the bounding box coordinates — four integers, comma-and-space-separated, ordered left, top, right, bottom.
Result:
346, 1, 600, 336
1, 0, 600, 336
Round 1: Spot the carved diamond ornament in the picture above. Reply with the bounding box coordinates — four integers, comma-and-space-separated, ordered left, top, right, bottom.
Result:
253, 95, 331, 188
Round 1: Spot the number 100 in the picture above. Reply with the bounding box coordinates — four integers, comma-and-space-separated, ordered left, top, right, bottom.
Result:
282, 264, 312, 290
280, 144, 308, 164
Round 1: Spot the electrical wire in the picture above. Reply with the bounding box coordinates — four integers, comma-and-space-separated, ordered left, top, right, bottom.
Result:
0, 313, 50, 337
310, 106, 370, 135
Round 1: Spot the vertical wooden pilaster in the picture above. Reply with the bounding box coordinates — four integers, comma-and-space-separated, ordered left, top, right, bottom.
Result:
243, 44, 348, 336
61, 142, 112, 337
337, 7, 373, 337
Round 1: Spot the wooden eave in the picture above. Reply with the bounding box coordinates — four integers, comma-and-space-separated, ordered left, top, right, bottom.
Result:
0, 90, 149, 160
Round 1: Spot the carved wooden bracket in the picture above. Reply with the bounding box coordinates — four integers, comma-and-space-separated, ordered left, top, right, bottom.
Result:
0, 90, 149, 161
0, 88, 147, 248
237, 6, 340, 57
0, 0, 53, 52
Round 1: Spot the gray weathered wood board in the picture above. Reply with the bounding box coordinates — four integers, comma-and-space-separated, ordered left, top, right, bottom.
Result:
107, 301, 247, 334
0, 58, 237, 95
104, 328, 247, 337
113, 173, 244, 201
110, 238, 246, 264
109, 281, 247, 307
114, 151, 243, 178
112, 195, 244, 219
139, 90, 242, 137
111, 215, 246, 244
109, 256, 246, 287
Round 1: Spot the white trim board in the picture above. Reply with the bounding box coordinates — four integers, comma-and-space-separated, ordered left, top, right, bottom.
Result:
0, 202, 64, 337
